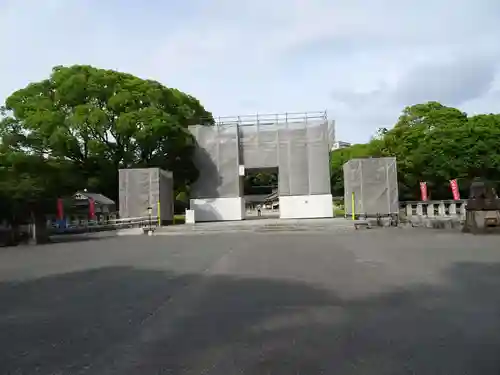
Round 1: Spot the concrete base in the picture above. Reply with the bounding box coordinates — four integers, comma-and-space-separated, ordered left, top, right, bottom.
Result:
190, 197, 244, 222
185, 209, 195, 224
279, 194, 333, 219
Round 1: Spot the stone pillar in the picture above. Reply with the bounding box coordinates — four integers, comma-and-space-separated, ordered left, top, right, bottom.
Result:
449, 203, 457, 216
406, 204, 413, 218
29, 214, 50, 245
459, 203, 466, 220
438, 202, 446, 217
427, 203, 435, 217
416, 203, 423, 216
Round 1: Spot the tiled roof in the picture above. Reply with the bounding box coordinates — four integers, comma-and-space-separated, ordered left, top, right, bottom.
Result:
76, 192, 115, 205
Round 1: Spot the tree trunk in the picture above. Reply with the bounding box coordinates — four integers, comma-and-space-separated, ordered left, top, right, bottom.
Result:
30, 211, 50, 245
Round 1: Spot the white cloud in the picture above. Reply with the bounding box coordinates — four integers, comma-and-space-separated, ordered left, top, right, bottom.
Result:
1, 0, 500, 142
394, 56, 497, 105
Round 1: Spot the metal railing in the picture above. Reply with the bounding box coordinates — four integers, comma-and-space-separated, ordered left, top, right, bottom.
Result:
49, 216, 159, 235
214, 111, 328, 127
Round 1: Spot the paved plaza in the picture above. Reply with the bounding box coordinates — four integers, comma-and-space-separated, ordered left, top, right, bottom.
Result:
1, 228, 500, 374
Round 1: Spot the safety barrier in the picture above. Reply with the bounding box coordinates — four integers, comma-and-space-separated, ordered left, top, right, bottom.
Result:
49, 216, 159, 235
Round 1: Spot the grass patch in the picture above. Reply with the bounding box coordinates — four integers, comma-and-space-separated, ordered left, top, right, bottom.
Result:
174, 214, 185, 224
334, 208, 345, 217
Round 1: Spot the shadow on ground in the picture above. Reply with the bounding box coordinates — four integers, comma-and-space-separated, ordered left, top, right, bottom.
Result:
1, 263, 500, 374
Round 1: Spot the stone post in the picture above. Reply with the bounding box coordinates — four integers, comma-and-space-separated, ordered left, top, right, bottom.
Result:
459, 203, 466, 220
416, 203, 423, 216
427, 203, 435, 217
438, 202, 446, 217
406, 203, 413, 218
449, 203, 457, 216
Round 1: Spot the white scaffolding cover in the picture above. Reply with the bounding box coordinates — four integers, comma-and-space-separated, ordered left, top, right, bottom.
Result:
189, 124, 241, 199
189, 112, 331, 198
118, 168, 174, 222
343, 157, 399, 216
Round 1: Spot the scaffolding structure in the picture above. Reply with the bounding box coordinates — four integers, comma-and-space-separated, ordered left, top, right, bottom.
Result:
118, 168, 174, 225
212, 111, 328, 127
343, 157, 399, 217
189, 111, 331, 199
188, 111, 333, 221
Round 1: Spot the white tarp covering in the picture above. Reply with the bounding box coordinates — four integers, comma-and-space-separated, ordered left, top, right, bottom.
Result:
189, 112, 331, 198
189, 124, 241, 199
343, 157, 399, 216
118, 168, 174, 223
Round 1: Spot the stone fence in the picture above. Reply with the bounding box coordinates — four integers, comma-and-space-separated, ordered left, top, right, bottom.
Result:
399, 200, 466, 220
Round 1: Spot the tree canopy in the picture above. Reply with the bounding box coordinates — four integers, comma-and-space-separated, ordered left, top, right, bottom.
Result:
330, 101, 500, 200
0, 65, 213, 222
3, 65, 500, 226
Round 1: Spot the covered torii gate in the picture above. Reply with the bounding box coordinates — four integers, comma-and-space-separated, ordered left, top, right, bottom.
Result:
188, 111, 334, 222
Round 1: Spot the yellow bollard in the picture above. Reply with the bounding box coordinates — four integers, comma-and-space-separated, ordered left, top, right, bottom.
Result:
157, 201, 161, 226
351, 192, 355, 221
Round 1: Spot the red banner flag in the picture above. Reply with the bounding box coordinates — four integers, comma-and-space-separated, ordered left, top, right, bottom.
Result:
450, 179, 460, 200
89, 198, 96, 219
57, 198, 64, 220
420, 182, 428, 201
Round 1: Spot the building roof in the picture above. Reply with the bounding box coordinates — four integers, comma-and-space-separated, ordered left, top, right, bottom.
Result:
264, 189, 279, 202
75, 192, 115, 205
244, 195, 269, 203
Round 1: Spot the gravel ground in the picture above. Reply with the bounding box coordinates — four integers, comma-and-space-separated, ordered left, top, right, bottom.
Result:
1, 228, 500, 374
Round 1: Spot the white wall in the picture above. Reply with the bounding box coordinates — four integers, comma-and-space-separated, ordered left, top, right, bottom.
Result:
190, 197, 244, 222
279, 194, 333, 219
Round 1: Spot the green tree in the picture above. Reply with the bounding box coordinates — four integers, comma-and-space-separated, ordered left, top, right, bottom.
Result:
2, 65, 213, 202
329, 143, 382, 196
420, 113, 500, 197
0, 143, 79, 242
378, 102, 469, 198
329, 101, 500, 200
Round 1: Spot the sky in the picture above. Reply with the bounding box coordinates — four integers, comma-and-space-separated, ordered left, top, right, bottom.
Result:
1, 0, 500, 143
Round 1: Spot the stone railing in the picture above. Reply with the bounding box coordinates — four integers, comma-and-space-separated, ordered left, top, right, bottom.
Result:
399, 200, 466, 220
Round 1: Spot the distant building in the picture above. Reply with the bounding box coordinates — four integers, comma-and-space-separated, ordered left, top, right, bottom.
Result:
264, 189, 279, 209
327, 119, 351, 151
73, 192, 116, 219
244, 189, 279, 210
331, 141, 351, 150
244, 195, 268, 209
50, 192, 116, 228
